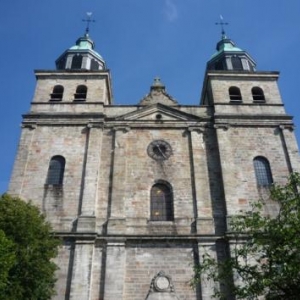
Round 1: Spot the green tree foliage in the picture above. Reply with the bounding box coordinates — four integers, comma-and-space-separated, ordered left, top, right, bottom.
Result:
192, 173, 300, 300
0, 194, 60, 300
0, 230, 15, 294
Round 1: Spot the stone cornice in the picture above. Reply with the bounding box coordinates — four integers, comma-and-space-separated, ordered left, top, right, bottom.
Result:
214, 114, 292, 120
54, 232, 224, 242
213, 103, 284, 107
206, 70, 280, 79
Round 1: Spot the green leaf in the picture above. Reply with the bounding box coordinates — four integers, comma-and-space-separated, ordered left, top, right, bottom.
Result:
191, 173, 300, 299
0, 194, 60, 300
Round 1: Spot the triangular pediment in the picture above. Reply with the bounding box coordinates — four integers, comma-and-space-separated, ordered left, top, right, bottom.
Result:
115, 103, 201, 122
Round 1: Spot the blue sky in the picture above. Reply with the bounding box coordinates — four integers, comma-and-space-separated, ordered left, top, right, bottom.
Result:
1, 0, 300, 194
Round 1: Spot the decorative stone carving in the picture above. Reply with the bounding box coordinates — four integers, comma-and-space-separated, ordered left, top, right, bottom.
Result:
146, 271, 179, 300
113, 126, 131, 133
279, 124, 294, 132
139, 78, 178, 106
21, 123, 37, 130
188, 126, 205, 134
214, 123, 229, 130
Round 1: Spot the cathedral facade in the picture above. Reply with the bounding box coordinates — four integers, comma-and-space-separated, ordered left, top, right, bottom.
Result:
8, 30, 300, 299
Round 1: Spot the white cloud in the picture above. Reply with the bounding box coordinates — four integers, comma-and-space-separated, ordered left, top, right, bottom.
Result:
164, 0, 178, 22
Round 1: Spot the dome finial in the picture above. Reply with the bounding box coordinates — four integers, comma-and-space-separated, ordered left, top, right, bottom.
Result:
82, 12, 95, 36
153, 77, 164, 87
215, 15, 229, 39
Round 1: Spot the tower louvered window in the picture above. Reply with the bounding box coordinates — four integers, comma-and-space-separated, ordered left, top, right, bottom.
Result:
150, 182, 174, 221
46, 156, 65, 185
231, 56, 243, 70
215, 60, 224, 70
229, 86, 242, 102
71, 54, 83, 69
253, 156, 273, 187
74, 85, 87, 100
252, 87, 265, 102
91, 59, 99, 70
50, 85, 64, 101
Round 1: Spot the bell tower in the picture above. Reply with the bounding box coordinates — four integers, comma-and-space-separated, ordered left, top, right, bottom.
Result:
201, 30, 300, 223
31, 29, 112, 111
9, 28, 113, 221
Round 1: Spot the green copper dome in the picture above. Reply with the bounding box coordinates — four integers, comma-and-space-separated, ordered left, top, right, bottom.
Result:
207, 34, 256, 71
69, 34, 104, 61
55, 33, 106, 70
210, 36, 243, 59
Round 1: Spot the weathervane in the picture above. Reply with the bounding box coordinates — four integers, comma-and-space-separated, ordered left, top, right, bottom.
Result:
215, 15, 228, 38
82, 12, 95, 35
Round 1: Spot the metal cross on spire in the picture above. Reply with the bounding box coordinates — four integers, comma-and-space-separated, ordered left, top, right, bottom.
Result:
82, 12, 95, 35
215, 15, 229, 38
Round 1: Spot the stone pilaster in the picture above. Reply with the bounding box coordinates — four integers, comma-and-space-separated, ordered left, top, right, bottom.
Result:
107, 127, 130, 234
278, 125, 300, 174
188, 127, 214, 234
103, 240, 126, 300
8, 124, 36, 198
78, 123, 103, 232
214, 124, 231, 213
89, 244, 104, 300
198, 241, 218, 300
70, 241, 94, 300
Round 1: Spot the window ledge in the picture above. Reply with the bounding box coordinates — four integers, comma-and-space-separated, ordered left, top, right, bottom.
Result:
44, 184, 63, 188
253, 100, 266, 104
147, 220, 175, 225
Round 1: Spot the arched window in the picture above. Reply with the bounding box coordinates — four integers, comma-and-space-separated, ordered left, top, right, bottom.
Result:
253, 156, 273, 187
46, 156, 65, 185
252, 87, 265, 102
50, 85, 64, 101
229, 86, 242, 102
150, 182, 174, 221
74, 85, 87, 100
91, 59, 100, 70
215, 60, 224, 70
231, 56, 243, 70
71, 55, 83, 69
56, 58, 66, 70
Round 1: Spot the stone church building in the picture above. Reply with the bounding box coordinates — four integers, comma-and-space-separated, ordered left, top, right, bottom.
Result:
8, 28, 300, 299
